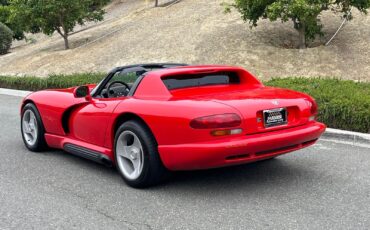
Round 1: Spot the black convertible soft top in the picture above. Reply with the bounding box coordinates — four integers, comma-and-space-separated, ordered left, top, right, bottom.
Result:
111, 63, 188, 74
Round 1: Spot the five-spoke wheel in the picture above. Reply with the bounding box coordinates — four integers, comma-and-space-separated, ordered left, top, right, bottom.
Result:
114, 120, 168, 188
116, 130, 144, 180
22, 110, 38, 146
21, 103, 48, 151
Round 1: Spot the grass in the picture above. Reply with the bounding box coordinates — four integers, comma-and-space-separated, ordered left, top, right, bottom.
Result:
0, 74, 369, 133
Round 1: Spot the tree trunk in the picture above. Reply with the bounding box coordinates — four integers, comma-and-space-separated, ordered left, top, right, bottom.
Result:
57, 15, 70, 50
63, 34, 69, 49
298, 23, 306, 49
155, 0, 159, 7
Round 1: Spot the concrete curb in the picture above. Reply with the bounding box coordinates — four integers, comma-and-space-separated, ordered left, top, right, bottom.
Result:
322, 128, 370, 146
0, 88, 32, 97
1, 88, 369, 145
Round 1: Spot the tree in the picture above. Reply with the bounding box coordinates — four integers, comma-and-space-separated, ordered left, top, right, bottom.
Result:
225, 0, 370, 48
155, 0, 159, 7
10, 0, 110, 49
0, 0, 25, 40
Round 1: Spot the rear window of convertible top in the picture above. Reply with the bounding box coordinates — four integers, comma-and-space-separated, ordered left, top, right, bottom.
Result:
162, 72, 240, 90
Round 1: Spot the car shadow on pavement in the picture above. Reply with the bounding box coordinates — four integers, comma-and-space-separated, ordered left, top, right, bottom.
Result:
158, 158, 316, 193
48, 149, 118, 173
50, 149, 316, 194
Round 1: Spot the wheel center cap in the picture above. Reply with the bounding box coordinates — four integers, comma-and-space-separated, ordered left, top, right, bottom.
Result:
130, 148, 139, 160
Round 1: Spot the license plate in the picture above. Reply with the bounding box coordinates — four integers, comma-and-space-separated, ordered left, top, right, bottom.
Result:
263, 108, 287, 128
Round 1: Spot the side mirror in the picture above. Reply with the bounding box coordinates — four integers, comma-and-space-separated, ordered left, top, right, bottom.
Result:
74, 86, 91, 100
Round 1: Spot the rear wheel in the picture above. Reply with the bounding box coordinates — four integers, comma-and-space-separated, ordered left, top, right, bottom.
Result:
114, 120, 168, 188
21, 103, 48, 151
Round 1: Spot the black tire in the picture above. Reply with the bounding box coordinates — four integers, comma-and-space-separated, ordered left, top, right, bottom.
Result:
114, 120, 169, 188
21, 103, 48, 152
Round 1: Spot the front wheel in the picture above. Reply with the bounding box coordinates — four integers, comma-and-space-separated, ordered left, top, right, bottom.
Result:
114, 120, 168, 188
21, 103, 48, 151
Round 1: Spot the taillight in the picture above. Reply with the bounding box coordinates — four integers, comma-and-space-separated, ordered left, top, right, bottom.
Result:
190, 113, 242, 129
305, 98, 318, 121
310, 99, 318, 115
211, 128, 242, 136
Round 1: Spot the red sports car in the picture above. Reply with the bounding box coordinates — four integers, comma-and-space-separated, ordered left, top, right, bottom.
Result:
21, 63, 326, 187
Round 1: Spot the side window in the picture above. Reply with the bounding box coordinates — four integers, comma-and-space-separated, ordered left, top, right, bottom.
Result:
99, 70, 144, 98
106, 71, 138, 86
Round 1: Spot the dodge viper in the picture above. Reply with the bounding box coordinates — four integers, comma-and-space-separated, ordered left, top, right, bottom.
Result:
20, 63, 326, 187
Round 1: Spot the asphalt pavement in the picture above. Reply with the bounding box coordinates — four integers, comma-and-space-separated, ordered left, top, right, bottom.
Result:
0, 94, 369, 230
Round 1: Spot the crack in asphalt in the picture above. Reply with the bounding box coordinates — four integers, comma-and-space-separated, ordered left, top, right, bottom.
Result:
54, 185, 153, 229
89, 206, 153, 230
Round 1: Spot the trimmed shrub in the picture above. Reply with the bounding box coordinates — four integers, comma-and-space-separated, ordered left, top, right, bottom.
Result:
265, 78, 370, 133
0, 72, 137, 91
0, 22, 12, 55
0, 73, 106, 91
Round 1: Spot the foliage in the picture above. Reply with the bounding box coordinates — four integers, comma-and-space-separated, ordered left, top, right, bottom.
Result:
0, 22, 12, 54
0, 0, 24, 39
9, 0, 110, 49
226, 0, 370, 48
265, 77, 370, 133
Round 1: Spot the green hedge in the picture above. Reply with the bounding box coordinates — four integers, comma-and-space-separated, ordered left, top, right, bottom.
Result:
0, 74, 369, 133
265, 78, 370, 133
0, 73, 105, 91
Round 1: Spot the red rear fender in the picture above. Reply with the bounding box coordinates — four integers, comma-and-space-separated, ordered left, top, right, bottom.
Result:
105, 98, 241, 149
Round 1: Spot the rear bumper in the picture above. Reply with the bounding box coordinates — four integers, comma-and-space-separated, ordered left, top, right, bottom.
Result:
158, 122, 326, 170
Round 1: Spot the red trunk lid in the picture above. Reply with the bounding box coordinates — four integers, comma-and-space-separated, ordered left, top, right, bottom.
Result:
171, 86, 313, 134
